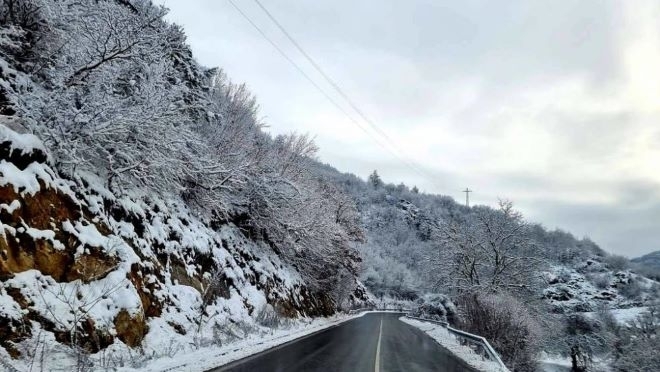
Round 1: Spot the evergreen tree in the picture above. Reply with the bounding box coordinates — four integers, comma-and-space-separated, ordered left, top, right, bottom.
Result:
368, 170, 383, 189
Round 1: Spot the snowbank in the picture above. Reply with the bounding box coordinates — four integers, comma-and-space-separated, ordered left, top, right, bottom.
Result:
400, 317, 506, 372
118, 312, 364, 372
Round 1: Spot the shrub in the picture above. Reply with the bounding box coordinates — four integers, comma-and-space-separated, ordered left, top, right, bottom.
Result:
587, 273, 611, 289
603, 255, 630, 272
411, 294, 457, 323
457, 292, 542, 372
612, 306, 660, 371
619, 278, 643, 301
561, 313, 615, 371
255, 304, 281, 328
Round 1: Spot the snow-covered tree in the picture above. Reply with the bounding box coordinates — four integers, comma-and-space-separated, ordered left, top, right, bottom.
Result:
429, 200, 540, 294
458, 292, 542, 371
368, 170, 383, 189
1, 0, 364, 307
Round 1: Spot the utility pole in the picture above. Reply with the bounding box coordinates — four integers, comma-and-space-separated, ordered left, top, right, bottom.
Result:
463, 188, 472, 207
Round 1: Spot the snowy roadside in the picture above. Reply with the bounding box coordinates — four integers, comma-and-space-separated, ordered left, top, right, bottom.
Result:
117, 312, 367, 372
400, 317, 506, 372
538, 353, 572, 372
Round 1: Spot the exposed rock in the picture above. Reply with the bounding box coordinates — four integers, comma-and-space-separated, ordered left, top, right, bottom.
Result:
0, 316, 25, 358
0, 123, 349, 362
113, 310, 147, 348
0, 140, 48, 171
127, 263, 164, 318
0, 183, 119, 282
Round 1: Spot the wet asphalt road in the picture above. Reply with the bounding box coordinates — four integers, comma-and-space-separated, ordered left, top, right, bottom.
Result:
211, 313, 477, 372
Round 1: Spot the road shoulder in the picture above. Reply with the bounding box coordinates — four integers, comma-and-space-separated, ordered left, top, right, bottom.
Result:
400, 317, 506, 372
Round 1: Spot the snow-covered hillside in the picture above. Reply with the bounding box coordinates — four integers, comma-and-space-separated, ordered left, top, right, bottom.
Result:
0, 0, 369, 368
0, 123, 367, 369
542, 263, 657, 313
314, 165, 660, 371
632, 251, 660, 281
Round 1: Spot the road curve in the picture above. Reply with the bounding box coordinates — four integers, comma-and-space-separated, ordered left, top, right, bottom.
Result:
210, 313, 478, 372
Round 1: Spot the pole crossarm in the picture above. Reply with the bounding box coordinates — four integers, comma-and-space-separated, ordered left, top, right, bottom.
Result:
463, 188, 472, 207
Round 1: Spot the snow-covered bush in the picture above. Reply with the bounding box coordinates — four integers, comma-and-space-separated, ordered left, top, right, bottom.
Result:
562, 314, 608, 370
410, 294, 457, 323
619, 276, 644, 301
428, 200, 541, 296
586, 272, 612, 289
603, 255, 630, 272
255, 304, 281, 329
457, 292, 542, 372
612, 306, 660, 371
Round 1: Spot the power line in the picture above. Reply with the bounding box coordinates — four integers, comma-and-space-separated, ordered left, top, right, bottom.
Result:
225, 0, 397, 156
227, 0, 441, 191
253, 0, 401, 153
251, 0, 443, 190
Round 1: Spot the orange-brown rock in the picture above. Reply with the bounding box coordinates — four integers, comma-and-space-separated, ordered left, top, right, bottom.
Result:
0, 182, 118, 282
67, 252, 117, 282
0, 231, 70, 281
0, 183, 81, 231
113, 309, 147, 347
128, 263, 163, 318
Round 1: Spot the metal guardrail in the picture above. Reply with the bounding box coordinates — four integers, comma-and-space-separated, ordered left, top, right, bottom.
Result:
347, 307, 371, 314
348, 308, 508, 371
347, 307, 411, 314
405, 315, 510, 372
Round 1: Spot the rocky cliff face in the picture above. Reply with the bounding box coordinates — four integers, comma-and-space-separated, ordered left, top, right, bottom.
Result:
0, 124, 345, 363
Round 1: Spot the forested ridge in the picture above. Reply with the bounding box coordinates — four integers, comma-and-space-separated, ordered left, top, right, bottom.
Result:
320, 165, 660, 370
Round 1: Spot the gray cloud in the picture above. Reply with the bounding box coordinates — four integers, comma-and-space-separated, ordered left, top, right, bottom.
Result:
522, 199, 660, 258
158, 0, 660, 257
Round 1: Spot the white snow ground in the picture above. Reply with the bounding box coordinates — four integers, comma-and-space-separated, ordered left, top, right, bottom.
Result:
538, 353, 572, 372
400, 317, 506, 372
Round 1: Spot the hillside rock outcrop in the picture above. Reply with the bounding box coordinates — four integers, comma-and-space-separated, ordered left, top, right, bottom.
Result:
0, 124, 348, 361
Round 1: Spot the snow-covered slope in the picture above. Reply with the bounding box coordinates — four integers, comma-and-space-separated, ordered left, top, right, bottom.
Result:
542, 263, 656, 313
318, 166, 660, 314
0, 124, 357, 369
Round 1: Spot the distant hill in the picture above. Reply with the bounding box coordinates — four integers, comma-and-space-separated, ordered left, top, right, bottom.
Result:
632, 251, 660, 274
311, 162, 660, 314
633, 251, 660, 265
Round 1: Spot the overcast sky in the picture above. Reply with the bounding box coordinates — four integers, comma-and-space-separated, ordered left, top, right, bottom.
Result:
157, 0, 660, 257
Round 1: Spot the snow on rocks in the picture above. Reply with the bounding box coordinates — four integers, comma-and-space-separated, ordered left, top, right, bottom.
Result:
541, 265, 652, 314
0, 125, 48, 162
0, 287, 23, 321
5, 269, 142, 330
583, 306, 649, 325
0, 123, 337, 369
117, 312, 362, 372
